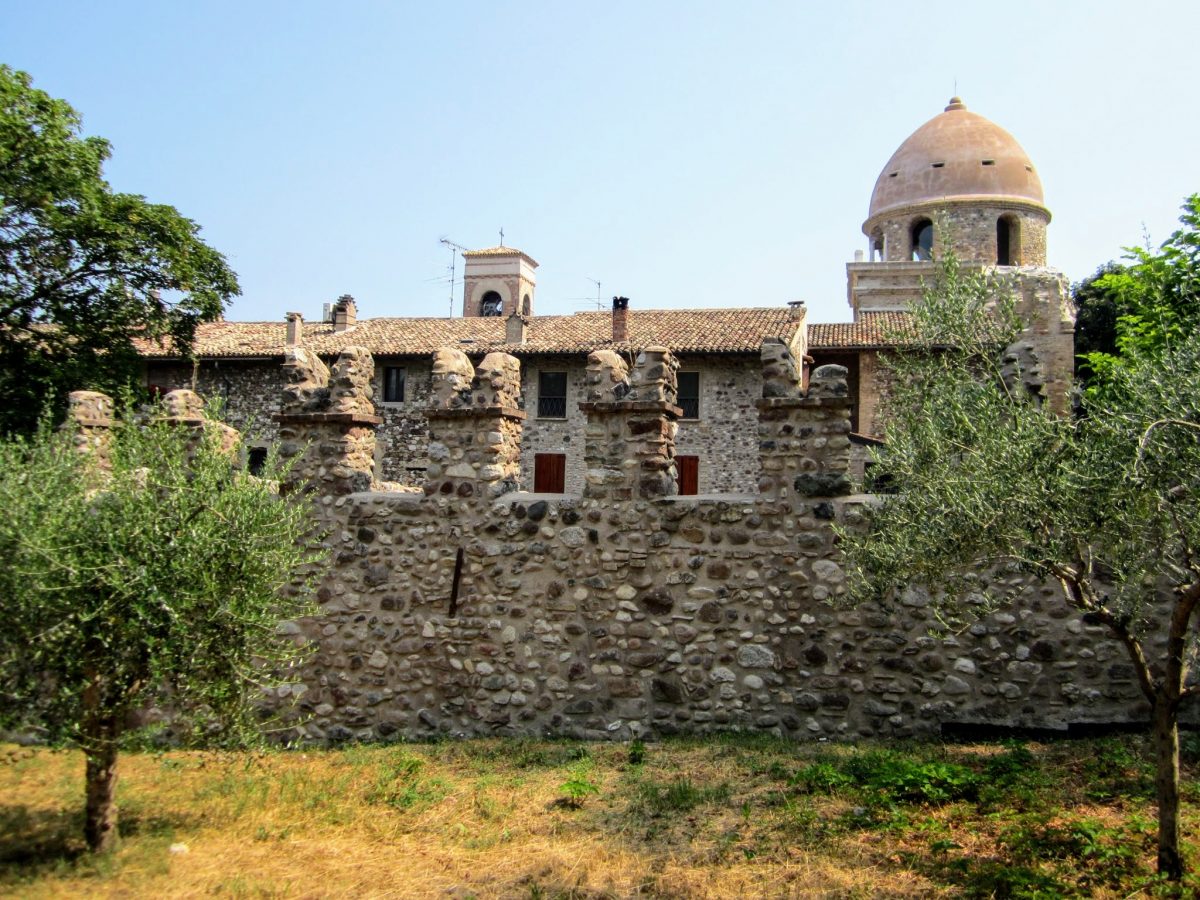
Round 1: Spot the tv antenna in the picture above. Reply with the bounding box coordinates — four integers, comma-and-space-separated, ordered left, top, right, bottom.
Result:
439, 237, 469, 317
585, 277, 603, 310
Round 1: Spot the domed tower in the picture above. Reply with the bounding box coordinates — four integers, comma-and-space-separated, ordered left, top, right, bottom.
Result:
845, 96, 1075, 418
862, 97, 1049, 267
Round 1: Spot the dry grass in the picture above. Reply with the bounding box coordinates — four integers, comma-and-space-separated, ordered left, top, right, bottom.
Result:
1, 734, 1196, 898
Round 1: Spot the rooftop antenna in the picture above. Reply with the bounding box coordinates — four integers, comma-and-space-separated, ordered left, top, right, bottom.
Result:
585, 277, 603, 310
499, 227, 504, 247
439, 237, 469, 318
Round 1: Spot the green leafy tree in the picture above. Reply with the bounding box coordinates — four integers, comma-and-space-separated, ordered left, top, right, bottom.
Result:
1071, 261, 1126, 382
0, 401, 320, 852
1082, 195, 1200, 385
839, 251, 1200, 880
0, 65, 238, 434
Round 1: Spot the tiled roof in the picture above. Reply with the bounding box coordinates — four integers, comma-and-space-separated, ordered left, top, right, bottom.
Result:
808, 312, 913, 349
137, 308, 808, 360
461, 246, 538, 265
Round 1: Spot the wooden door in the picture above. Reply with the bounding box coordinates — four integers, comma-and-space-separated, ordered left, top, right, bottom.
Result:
534, 453, 566, 493
676, 455, 699, 495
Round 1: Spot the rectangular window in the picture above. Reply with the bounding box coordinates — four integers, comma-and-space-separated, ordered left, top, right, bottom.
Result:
534, 453, 566, 493
676, 455, 699, 495
537, 371, 567, 418
677, 371, 699, 419
383, 366, 406, 403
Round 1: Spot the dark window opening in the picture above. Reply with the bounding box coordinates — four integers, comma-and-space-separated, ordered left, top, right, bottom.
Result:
997, 215, 1019, 266
247, 447, 269, 476
521, 294, 531, 316
538, 371, 567, 418
677, 455, 699, 495
931, 161, 945, 168
383, 366, 406, 402
534, 453, 566, 493
911, 219, 933, 261
888, 171, 898, 178
870, 228, 884, 262
677, 371, 699, 419
981, 159, 995, 166
480, 290, 503, 317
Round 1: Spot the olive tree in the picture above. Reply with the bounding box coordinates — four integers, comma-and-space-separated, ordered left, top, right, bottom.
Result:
0, 395, 320, 852
839, 252, 1200, 880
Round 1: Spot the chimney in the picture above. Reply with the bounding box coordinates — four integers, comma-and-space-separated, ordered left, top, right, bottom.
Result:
787, 299, 806, 321
505, 310, 527, 344
285, 311, 303, 346
612, 296, 629, 343
332, 294, 357, 332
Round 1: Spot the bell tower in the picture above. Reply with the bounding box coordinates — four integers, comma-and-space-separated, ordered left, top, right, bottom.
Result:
461, 246, 538, 318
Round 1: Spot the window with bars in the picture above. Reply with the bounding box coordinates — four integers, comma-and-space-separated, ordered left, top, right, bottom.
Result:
538, 371, 567, 418
677, 371, 699, 419
382, 366, 406, 403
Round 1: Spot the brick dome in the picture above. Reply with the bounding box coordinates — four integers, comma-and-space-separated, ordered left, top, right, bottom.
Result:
867, 97, 1045, 220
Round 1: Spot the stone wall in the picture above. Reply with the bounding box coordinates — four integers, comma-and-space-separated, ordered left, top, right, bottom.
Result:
148, 349, 769, 495
263, 342, 1176, 744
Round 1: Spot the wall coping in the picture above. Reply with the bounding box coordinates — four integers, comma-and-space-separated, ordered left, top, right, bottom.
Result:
275, 412, 383, 426
755, 396, 851, 410
578, 400, 683, 417
425, 406, 526, 421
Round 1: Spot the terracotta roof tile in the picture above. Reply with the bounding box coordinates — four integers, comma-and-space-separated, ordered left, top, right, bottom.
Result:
808, 311, 913, 349
138, 308, 807, 360
461, 246, 538, 265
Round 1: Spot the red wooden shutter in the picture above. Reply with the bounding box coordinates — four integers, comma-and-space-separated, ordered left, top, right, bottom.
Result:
677, 455, 699, 495
534, 453, 566, 493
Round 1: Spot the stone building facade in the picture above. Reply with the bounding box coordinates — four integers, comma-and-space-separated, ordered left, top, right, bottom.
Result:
106, 338, 1195, 744
141, 96, 1075, 492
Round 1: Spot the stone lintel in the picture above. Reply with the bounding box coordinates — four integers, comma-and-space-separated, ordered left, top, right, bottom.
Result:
424, 406, 526, 421
72, 416, 113, 427
579, 401, 683, 418
755, 397, 850, 411
275, 412, 384, 426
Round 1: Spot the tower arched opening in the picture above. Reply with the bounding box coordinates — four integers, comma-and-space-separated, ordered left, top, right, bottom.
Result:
910, 218, 933, 261
480, 291, 503, 317
997, 214, 1021, 265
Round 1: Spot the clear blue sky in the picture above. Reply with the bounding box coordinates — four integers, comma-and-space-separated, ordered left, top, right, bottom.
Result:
3, 1, 1197, 325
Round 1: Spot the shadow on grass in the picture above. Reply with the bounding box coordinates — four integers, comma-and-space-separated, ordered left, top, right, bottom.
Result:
0, 802, 199, 881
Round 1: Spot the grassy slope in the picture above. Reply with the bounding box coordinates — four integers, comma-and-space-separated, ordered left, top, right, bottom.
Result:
1, 734, 1197, 898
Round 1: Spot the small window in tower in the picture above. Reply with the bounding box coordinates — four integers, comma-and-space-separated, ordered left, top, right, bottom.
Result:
480, 291, 503, 317
521, 294, 531, 316
538, 371, 567, 418
931, 161, 945, 168
910, 219, 934, 261
1025, 164, 1034, 172
888, 171, 898, 178
383, 366, 406, 403
997, 215, 1020, 266
981, 159, 996, 166
677, 372, 700, 419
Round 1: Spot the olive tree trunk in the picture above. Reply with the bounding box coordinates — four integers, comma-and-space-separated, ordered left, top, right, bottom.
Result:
84, 739, 120, 853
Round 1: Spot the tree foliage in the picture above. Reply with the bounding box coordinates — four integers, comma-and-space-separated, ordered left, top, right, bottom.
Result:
1081, 195, 1200, 385
0, 406, 321, 851
0, 66, 238, 434
840, 243, 1200, 879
